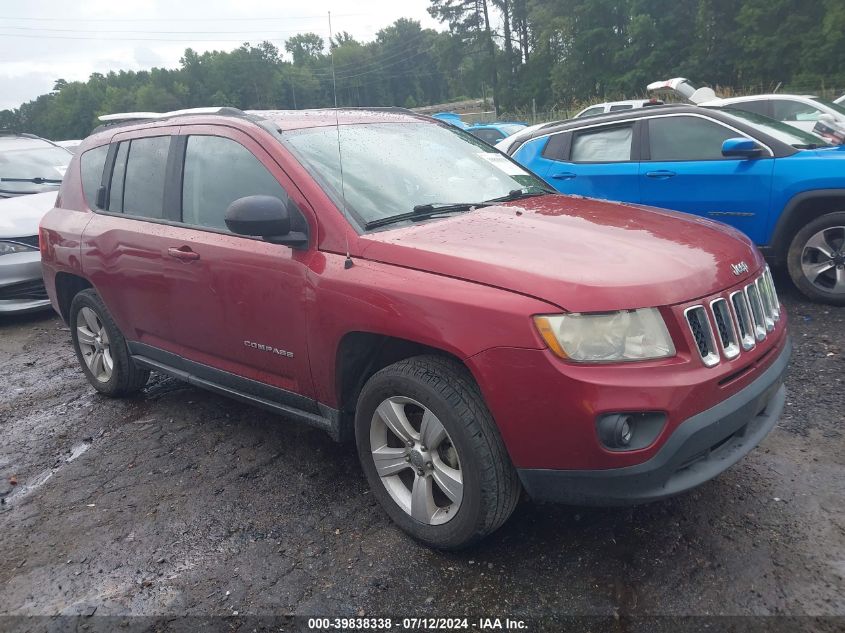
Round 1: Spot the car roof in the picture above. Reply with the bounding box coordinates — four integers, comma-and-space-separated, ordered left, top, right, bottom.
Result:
715, 94, 817, 103
522, 104, 696, 139
0, 135, 67, 151
82, 107, 432, 149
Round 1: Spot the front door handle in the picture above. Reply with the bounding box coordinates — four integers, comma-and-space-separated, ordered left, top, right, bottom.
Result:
167, 246, 200, 261
645, 170, 676, 179
551, 172, 577, 180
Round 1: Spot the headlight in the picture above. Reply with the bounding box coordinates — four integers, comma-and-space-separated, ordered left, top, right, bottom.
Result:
0, 240, 38, 256
534, 308, 675, 362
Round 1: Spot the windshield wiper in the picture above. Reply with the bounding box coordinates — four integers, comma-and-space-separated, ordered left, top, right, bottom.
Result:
365, 203, 477, 230
365, 187, 555, 230
482, 187, 554, 204
0, 177, 63, 184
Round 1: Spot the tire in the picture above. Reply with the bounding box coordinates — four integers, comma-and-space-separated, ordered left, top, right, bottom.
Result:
355, 355, 521, 549
69, 289, 150, 396
786, 211, 845, 305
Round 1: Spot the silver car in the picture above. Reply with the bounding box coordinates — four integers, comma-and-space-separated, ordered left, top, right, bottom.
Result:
0, 133, 71, 314
0, 191, 59, 314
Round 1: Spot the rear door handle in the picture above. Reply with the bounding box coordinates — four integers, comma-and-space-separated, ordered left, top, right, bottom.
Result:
551, 172, 577, 180
167, 246, 200, 261
645, 170, 676, 179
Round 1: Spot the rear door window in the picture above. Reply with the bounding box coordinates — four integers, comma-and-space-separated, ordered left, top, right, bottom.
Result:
609, 104, 634, 112
181, 135, 295, 232
570, 125, 634, 162
120, 136, 169, 218
107, 142, 129, 213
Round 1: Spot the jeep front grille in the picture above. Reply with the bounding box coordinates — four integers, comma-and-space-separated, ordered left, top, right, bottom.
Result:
684, 306, 719, 367
686, 268, 779, 367
710, 298, 740, 359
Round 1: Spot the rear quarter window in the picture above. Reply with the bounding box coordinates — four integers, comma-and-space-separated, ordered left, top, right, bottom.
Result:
80, 145, 108, 209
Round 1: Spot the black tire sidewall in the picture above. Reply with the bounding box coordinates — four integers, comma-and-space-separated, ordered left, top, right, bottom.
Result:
355, 369, 486, 549
69, 290, 130, 395
787, 211, 845, 306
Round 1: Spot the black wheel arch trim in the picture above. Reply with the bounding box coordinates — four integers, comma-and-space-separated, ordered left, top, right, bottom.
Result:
769, 189, 845, 260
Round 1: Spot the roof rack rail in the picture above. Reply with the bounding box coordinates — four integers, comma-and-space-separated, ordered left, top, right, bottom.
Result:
97, 106, 247, 123
0, 130, 40, 139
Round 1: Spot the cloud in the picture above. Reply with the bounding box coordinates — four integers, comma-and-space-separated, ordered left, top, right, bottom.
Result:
0, 0, 440, 110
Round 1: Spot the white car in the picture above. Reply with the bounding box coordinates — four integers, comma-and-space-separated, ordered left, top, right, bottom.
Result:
834, 94, 844, 105
647, 77, 845, 135
703, 94, 845, 135
1, 133, 72, 198
493, 122, 551, 154
0, 192, 56, 314
574, 98, 664, 119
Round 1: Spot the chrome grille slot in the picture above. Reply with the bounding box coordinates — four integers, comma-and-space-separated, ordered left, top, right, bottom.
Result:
729, 290, 756, 351
755, 277, 775, 331
745, 283, 767, 342
764, 266, 780, 321
685, 305, 720, 367
710, 298, 740, 359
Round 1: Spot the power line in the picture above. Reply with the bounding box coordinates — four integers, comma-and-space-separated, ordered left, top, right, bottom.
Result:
0, 13, 365, 22
0, 25, 333, 35
0, 31, 327, 43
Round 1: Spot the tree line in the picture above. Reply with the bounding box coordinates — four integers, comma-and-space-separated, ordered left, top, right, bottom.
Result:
3, 0, 844, 140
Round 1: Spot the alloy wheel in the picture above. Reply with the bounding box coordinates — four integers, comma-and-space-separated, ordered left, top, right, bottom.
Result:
801, 225, 845, 295
369, 396, 463, 525
76, 306, 113, 383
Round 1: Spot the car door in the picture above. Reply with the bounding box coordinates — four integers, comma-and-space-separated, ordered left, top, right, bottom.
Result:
160, 127, 316, 400
540, 122, 642, 204
639, 114, 775, 244
81, 128, 181, 348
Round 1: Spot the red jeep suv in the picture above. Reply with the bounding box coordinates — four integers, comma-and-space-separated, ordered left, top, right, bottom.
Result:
39, 107, 790, 549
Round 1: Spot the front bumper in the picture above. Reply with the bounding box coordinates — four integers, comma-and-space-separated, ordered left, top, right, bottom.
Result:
518, 336, 791, 505
0, 251, 51, 314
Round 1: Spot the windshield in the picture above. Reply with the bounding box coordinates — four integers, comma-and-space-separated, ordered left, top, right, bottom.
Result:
810, 97, 845, 117
281, 122, 547, 229
0, 144, 72, 196
716, 107, 830, 148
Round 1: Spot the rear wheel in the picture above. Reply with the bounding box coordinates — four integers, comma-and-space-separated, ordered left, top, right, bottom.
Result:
355, 355, 521, 549
787, 212, 845, 305
69, 289, 150, 396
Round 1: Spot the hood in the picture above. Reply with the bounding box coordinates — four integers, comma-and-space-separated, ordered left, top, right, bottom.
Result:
358, 195, 763, 312
0, 191, 57, 238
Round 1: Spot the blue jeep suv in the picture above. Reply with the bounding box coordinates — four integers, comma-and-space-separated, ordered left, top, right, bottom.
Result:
504, 105, 845, 304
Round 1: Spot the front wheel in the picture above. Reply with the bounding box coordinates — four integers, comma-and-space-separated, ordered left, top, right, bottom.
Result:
355, 356, 521, 549
787, 212, 845, 305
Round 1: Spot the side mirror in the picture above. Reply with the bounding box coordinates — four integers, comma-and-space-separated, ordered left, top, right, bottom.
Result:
224, 195, 308, 249
722, 137, 763, 158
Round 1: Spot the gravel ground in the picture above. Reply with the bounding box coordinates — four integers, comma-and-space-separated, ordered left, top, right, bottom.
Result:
0, 272, 843, 631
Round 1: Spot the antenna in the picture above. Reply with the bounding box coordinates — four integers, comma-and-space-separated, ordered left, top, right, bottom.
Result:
328, 10, 354, 270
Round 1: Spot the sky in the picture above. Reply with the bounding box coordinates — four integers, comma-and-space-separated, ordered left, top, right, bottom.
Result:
0, 0, 441, 110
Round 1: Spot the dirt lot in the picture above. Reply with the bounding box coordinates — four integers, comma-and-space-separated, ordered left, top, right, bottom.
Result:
1, 272, 843, 630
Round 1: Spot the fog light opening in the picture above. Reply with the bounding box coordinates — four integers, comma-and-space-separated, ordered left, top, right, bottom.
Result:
596, 412, 667, 452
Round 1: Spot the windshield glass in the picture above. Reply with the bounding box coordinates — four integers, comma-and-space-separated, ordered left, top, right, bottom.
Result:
281, 122, 547, 228
716, 108, 830, 148
810, 97, 845, 117
0, 144, 72, 195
